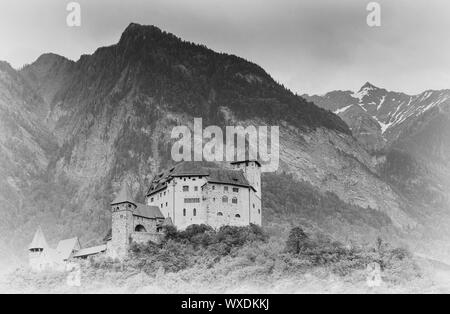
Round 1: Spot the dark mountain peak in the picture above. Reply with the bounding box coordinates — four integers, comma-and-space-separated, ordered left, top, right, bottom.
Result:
118, 23, 168, 45
22, 53, 74, 75
34, 53, 71, 64
0, 60, 14, 73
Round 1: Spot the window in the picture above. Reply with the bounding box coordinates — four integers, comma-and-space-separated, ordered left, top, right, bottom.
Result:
160, 193, 162, 197
183, 186, 189, 192
150, 197, 154, 202
235, 214, 241, 218
253, 203, 255, 208
233, 187, 239, 193
193, 208, 197, 216
194, 186, 198, 192
222, 196, 228, 203
224, 186, 229, 192
166, 202, 168, 207
212, 185, 216, 190
217, 212, 223, 216
183, 208, 186, 216
213, 197, 216, 202
161, 204, 163, 208
164, 191, 166, 196
184, 198, 200, 203
258, 209, 261, 214
232, 197, 238, 204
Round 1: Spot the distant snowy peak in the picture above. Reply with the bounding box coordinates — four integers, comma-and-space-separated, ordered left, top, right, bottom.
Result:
352, 82, 381, 101
304, 84, 450, 149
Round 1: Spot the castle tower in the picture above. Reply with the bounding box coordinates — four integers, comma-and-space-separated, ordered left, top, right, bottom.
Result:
110, 183, 136, 259
231, 160, 262, 198
28, 226, 49, 271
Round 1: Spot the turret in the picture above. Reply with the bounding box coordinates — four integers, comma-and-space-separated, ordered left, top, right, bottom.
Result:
28, 226, 49, 271
110, 183, 136, 259
231, 160, 262, 198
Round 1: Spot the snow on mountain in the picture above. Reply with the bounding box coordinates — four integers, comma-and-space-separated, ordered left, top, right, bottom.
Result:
304, 83, 450, 151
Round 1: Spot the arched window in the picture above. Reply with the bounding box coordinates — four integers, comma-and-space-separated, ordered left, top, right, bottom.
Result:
258, 209, 261, 214
193, 208, 197, 216
222, 196, 228, 203
217, 212, 223, 216
232, 197, 238, 204
135, 225, 147, 232
235, 214, 241, 218
183, 208, 186, 216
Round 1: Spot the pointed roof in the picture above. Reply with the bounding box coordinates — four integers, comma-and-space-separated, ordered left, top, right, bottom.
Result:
111, 183, 136, 206
56, 237, 81, 261
28, 226, 49, 250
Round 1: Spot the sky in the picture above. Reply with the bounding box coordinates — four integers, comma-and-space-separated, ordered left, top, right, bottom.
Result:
0, 0, 449, 95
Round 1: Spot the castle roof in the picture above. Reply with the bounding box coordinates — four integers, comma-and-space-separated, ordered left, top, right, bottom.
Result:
134, 203, 164, 219
56, 237, 81, 261
29, 226, 49, 250
111, 183, 136, 206
73, 244, 107, 258
230, 160, 262, 167
205, 168, 254, 189
146, 162, 255, 196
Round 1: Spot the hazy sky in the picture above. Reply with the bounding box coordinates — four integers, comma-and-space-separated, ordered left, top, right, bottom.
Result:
0, 0, 449, 95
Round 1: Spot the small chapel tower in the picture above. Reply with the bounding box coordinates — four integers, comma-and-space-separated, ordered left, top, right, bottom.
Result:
109, 183, 136, 259
28, 226, 49, 271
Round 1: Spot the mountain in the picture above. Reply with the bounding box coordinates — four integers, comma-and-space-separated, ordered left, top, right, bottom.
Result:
304, 84, 450, 259
0, 61, 56, 263
304, 83, 450, 152
0, 23, 430, 262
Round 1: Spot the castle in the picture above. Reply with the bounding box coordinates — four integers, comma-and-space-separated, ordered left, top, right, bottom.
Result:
29, 160, 262, 269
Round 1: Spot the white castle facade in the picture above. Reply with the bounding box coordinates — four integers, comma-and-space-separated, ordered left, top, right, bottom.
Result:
146, 160, 262, 230
29, 160, 262, 268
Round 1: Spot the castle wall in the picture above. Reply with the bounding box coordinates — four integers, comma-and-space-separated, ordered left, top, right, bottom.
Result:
133, 215, 163, 233
172, 176, 208, 230
249, 190, 262, 225
147, 183, 174, 220
203, 183, 251, 229
130, 232, 164, 245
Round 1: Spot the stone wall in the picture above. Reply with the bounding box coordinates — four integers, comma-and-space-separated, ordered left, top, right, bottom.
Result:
203, 183, 251, 228
130, 232, 163, 245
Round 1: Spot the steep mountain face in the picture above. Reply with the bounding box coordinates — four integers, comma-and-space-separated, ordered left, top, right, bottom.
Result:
0, 23, 424, 261
0, 61, 56, 263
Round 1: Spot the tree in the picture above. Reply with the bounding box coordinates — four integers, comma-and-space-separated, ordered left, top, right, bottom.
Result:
285, 227, 309, 254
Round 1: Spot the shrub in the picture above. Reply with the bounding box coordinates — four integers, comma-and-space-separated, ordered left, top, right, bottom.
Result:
285, 227, 309, 254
